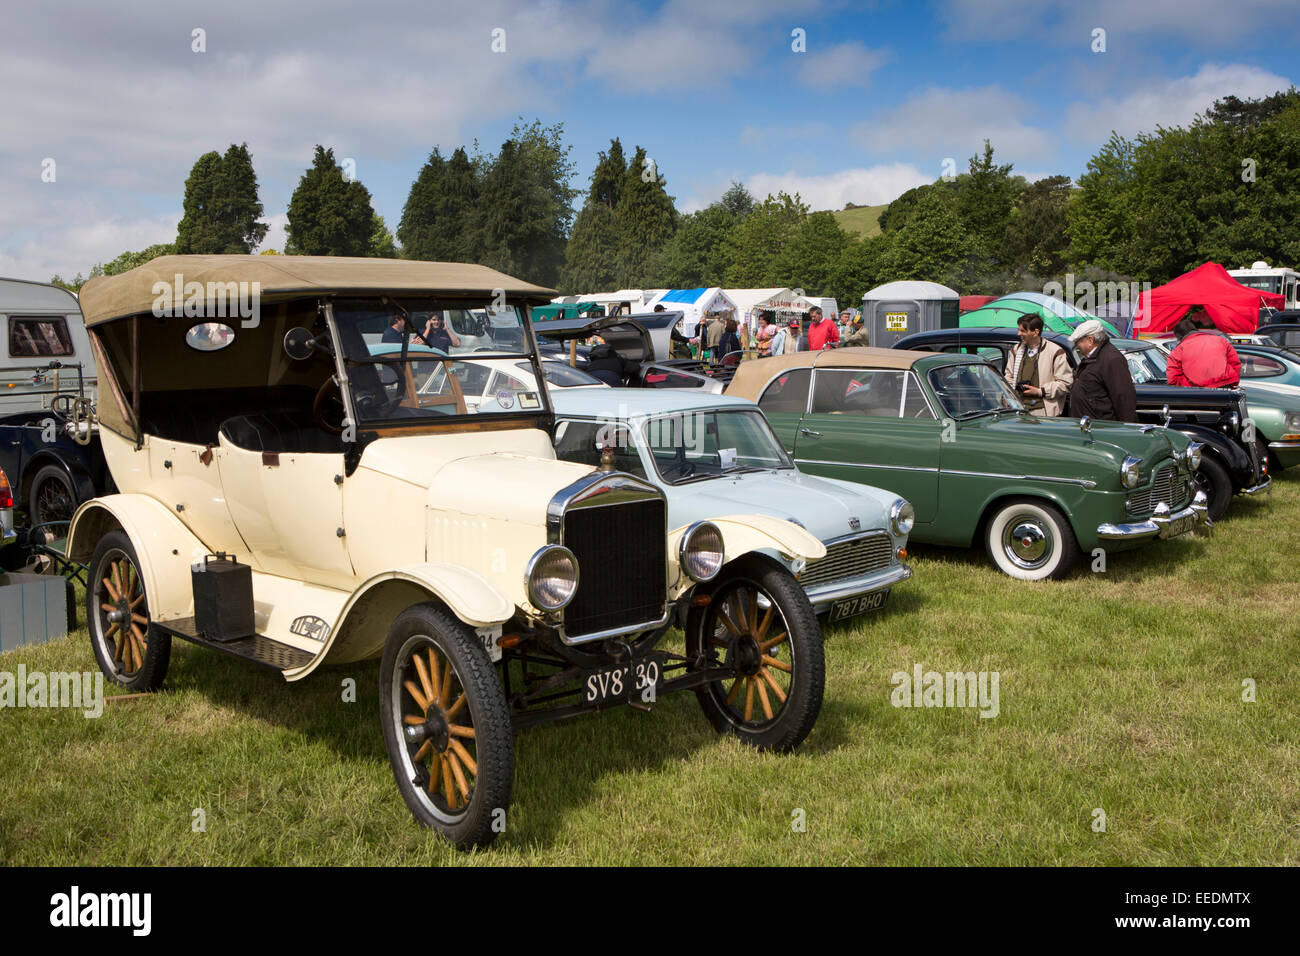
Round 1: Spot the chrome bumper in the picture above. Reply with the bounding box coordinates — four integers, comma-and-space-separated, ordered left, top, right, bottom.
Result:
1241, 475, 1272, 495
1096, 490, 1208, 542
804, 563, 913, 613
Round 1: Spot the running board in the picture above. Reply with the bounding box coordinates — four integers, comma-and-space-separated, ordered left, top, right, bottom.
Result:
151, 617, 316, 671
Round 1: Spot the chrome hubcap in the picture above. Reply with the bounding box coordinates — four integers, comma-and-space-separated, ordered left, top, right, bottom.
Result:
1004, 518, 1051, 569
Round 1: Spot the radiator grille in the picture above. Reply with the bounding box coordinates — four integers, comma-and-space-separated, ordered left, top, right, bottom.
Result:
799, 531, 893, 589
562, 498, 666, 637
1126, 464, 1190, 516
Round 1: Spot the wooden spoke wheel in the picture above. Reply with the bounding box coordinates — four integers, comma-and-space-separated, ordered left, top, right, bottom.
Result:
87, 530, 170, 691
380, 604, 513, 849
686, 557, 824, 752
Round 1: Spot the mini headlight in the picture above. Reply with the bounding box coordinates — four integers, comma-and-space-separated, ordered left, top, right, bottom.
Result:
525, 545, 579, 611
1285, 412, 1300, 431
1120, 455, 1142, 489
889, 499, 915, 536
1185, 441, 1202, 470
680, 521, 724, 583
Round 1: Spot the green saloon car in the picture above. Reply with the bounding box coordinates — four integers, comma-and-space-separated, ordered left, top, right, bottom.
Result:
726, 348, 1208, 580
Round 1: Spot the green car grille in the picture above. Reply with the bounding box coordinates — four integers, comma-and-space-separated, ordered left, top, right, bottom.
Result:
799, 531, 893, 588
1125, 465, 1190, 516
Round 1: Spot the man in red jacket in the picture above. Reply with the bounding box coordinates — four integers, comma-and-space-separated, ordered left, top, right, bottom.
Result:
1165, 309, 1241, 388
806, 306, 840, 351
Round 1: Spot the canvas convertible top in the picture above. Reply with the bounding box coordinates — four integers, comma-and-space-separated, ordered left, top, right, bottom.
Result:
78, 255, 558, 326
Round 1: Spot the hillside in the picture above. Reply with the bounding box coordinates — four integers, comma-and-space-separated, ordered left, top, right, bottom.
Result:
829, 203, 888, 237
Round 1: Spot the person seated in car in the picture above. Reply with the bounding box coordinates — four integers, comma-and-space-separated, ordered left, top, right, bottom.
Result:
586, 342, 637, 386
421, 313, 461, 352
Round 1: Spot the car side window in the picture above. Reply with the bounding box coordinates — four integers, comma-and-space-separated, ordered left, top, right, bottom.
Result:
976, 347, 1006, 374
1240, 354, 1286, 378
552, 420, 645, 477
901, 373, 935, 419
758, 367, 812, 414
819, 369, 905, 416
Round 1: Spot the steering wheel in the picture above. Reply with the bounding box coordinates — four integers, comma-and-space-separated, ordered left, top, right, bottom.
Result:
313, 377, 348, 435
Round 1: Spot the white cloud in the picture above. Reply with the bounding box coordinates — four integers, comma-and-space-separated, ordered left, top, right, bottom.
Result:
852, 86, 1054, 166
939, 0, 1299, 45
744, 164, 931, 211
797, 42, 892, 90
1063, 63, 1294, 141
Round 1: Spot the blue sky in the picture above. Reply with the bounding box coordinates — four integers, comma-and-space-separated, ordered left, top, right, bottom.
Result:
2, 0, 1297, 281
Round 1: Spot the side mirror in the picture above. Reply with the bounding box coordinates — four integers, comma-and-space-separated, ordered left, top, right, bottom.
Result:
284, 327, 316, 361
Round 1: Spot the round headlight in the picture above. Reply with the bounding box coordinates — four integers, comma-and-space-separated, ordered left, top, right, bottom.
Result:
679, 521, 724, 583
889, 499, 915, 536
1120, 455, 1142, 489
525, 545, 579, 611
1185, 441, 1203, 470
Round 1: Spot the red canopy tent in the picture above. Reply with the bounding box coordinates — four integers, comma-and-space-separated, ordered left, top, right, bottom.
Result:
1133, 262, 1283, 334
959, 294, 997, 313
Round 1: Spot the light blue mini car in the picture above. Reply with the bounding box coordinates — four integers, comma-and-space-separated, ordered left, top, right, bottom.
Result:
550, 389, 914, 624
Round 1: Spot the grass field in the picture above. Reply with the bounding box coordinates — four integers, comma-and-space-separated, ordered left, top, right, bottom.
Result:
2, 471, 1298, 866
829, 203, 888, 238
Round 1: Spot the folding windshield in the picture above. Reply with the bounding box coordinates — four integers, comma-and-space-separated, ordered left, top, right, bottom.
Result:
330, 297, 548, 426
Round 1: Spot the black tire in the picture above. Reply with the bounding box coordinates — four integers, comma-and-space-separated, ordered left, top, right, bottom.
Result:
984, 498, 1079, 580
87, 530, 170, 691
28, 464, 77, 526
379, 603, 513, 849
685, 556, 824, 752
1193, 455, 1232, 522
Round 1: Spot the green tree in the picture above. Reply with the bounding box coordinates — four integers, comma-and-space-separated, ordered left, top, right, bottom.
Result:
654, 204, 738, 288
398, 146, 480, 262
1067, 132, 1138, 273
370, 214, 398, 258
719, 181, 756, 219
722, 191, 809, 286
828, 234, 893, 306
285, 145, 377, 257
956, 140, 1023, 260
773, 211, 850, 294
588, 139, 626, 210
560, 204, 621, 293
882, 188, 981, 289
175, 144, 268, 253
1003, 175, 1073, 277
614, 146, 678, 287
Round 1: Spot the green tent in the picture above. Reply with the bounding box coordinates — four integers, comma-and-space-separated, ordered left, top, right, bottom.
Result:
532, 302, 603, 321
959, 299, 1122, 337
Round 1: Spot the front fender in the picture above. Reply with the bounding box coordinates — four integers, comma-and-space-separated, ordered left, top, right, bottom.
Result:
67, 494, 211, 623
1175, 425, 1249, 477
293, 563, 514, 680
669, 514, 826, 592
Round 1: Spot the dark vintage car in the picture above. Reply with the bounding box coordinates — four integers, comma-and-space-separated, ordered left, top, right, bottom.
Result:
0, 362, 111, 528
894, 327, 1269, 521
535, 314, 732, 392
1257, 321, 1300, 355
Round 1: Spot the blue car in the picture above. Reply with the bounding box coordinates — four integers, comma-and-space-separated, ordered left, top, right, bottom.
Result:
550, 388, 914, 624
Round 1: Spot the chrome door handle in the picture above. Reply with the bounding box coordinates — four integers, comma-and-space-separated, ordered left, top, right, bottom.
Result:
800, 428, 821, 437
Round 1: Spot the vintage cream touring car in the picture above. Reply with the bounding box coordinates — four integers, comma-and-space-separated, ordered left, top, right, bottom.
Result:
68, 255, 828, 848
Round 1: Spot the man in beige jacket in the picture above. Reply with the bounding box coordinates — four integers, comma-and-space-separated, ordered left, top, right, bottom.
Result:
1004, 314, 1072, 416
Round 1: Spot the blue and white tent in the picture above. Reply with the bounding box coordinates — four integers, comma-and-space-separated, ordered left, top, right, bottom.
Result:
646, 288, 740, 331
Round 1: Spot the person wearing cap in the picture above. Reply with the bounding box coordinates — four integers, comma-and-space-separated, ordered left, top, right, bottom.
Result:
1067, 319, 1137, 422
842, 313, 870, 347
1165, 308, 1240, 388
1003, 314, 1072, 416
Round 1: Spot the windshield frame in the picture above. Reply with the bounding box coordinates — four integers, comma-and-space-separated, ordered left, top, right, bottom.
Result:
323, 296, 554, 435
638, 407, 796, 486
925, 360, 1025, 419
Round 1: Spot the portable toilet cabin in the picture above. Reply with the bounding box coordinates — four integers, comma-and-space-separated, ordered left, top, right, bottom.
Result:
861, 280, 960, 348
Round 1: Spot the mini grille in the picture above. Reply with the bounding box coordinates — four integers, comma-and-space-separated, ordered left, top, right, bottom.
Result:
799, 531, 893, 589
1126, 465, 1190, 516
